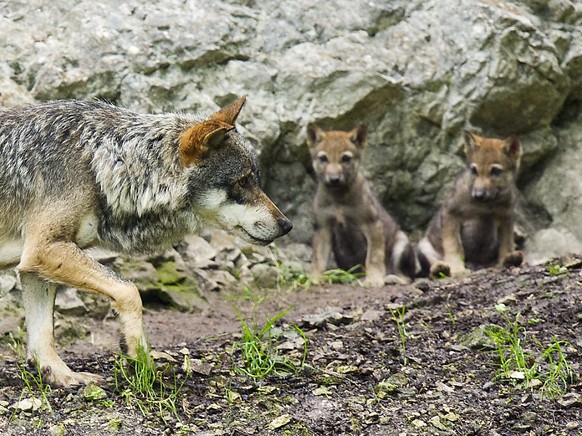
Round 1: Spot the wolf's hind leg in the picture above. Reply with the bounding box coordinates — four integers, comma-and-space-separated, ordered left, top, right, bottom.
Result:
19, 271, 103, 386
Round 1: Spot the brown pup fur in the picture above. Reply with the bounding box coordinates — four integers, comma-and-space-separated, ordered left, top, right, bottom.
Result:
417, 131, 524, 278
307, 124, 416, 286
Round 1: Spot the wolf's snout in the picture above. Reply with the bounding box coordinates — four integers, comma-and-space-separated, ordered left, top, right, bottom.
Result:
278, 216, 293, 236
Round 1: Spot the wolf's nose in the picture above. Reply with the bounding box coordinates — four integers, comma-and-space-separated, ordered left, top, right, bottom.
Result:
279, 217, 293, 236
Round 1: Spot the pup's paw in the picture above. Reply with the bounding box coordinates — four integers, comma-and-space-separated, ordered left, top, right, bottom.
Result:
384, 274, 411, 285
502, 251, 523, 268
364, 275, 385, 288
430, 261, 451, 278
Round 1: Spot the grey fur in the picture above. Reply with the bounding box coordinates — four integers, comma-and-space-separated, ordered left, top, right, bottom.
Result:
0, 100, 270, 254
0, 97, 292, 386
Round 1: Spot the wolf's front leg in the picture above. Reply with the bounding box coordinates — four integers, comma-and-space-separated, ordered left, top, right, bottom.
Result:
19, 272, 103, 387
18, 240, 148, 386
362, 221, 385, 287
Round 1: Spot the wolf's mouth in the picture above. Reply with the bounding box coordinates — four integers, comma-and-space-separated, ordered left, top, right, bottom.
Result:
237, 226, 273, 246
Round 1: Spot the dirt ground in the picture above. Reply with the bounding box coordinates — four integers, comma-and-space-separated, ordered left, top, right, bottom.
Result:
0, 256, 581, 435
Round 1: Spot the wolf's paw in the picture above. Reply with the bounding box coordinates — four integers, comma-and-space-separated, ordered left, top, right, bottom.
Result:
430, 261, 451, 278
44, 366, 104, 387
502, 251, 523, 268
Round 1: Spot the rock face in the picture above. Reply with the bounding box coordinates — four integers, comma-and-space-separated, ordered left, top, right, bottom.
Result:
1, 0, 581, 253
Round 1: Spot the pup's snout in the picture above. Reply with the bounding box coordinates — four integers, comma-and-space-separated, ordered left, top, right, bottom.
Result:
472, 188, 486, 200
278, 216, 293, 236
328, 175, 341, 185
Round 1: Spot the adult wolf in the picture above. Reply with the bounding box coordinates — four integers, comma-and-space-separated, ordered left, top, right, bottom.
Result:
0, 96, 292, 386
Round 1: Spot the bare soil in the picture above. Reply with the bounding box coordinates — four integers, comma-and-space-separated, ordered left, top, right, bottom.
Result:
1, 257, 581, 435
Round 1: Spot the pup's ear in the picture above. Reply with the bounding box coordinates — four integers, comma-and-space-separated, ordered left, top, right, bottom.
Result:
179, 119, 234, 167
349, 125, 367, 148
211, 96, 246, 126
503, 135, 523, 169
306, 123, 326, 148
463, 130, 478, 156
503, 135, 522, 159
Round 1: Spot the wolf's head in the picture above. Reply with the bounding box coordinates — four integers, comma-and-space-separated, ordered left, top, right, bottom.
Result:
179, 97, 292, 245
463, 131, 522, 202
306, 124, 366, 189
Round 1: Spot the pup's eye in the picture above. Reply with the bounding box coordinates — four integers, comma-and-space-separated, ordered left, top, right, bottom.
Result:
490, 166, 503, 176
341, 154, 352, 163
318, 154, 328, 163
470, 164, 478, 176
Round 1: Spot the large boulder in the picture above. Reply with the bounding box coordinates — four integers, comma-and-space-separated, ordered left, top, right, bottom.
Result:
0, 0, 580, 257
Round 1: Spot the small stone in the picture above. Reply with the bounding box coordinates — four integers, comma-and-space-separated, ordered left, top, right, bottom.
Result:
83, 383, 107, 401
411, 419, 427, 428
48, 424, 66, 436
268, 414, 291, 430
429, 415, 448, 431
11, 397, 42, 411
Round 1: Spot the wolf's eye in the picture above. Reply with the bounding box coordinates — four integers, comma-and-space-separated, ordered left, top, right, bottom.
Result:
341, 154, 352, 163
318, 154, 328, 163
470, 164, 478, 176
490, 166, 503, 177
237, 172, 253, 189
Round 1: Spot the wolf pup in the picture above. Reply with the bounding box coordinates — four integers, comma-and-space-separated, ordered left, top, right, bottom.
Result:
307, 124, 416, 287
417, 131, 523, 278
0, 96, 292, 386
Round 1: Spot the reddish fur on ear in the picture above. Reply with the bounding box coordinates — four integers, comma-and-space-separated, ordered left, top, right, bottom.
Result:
463, 130, 479, 156
350, 125, 367, 148
212, 96, 246, 125
503, 135, 522, 159
179, 119, 233, 167
179, 97, 246, 167
306, 123, 326, 148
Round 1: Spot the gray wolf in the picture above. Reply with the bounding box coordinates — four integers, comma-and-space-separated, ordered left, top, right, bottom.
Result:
417, 131, 523, 278
307, 124, 416, 286
0, 96, 292, 386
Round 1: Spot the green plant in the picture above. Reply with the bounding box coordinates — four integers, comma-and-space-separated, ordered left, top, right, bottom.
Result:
270, 245, 314, 290
388, 306, 409, 365
485, 304, 573, 399
113, 344, 187, 422
547, 260, 567, 276
321, 266, 364, 285
233, 307, 307, 379
270, 245, 363, 290
9, 330, 53, 416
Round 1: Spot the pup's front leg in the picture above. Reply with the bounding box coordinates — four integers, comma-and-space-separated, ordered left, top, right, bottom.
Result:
496, 218, 523, 268
311, 223, 332, 281
362, 221, 386, 287
439, 214, 467, 277
18, 239, 148, 386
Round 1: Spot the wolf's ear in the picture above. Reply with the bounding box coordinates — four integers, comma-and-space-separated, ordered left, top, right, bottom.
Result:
179, 119, 233, 167
306, 123, 326, 148
349, 125, 367, 149
463, 130, 478, 156
211, 96, 246, 126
